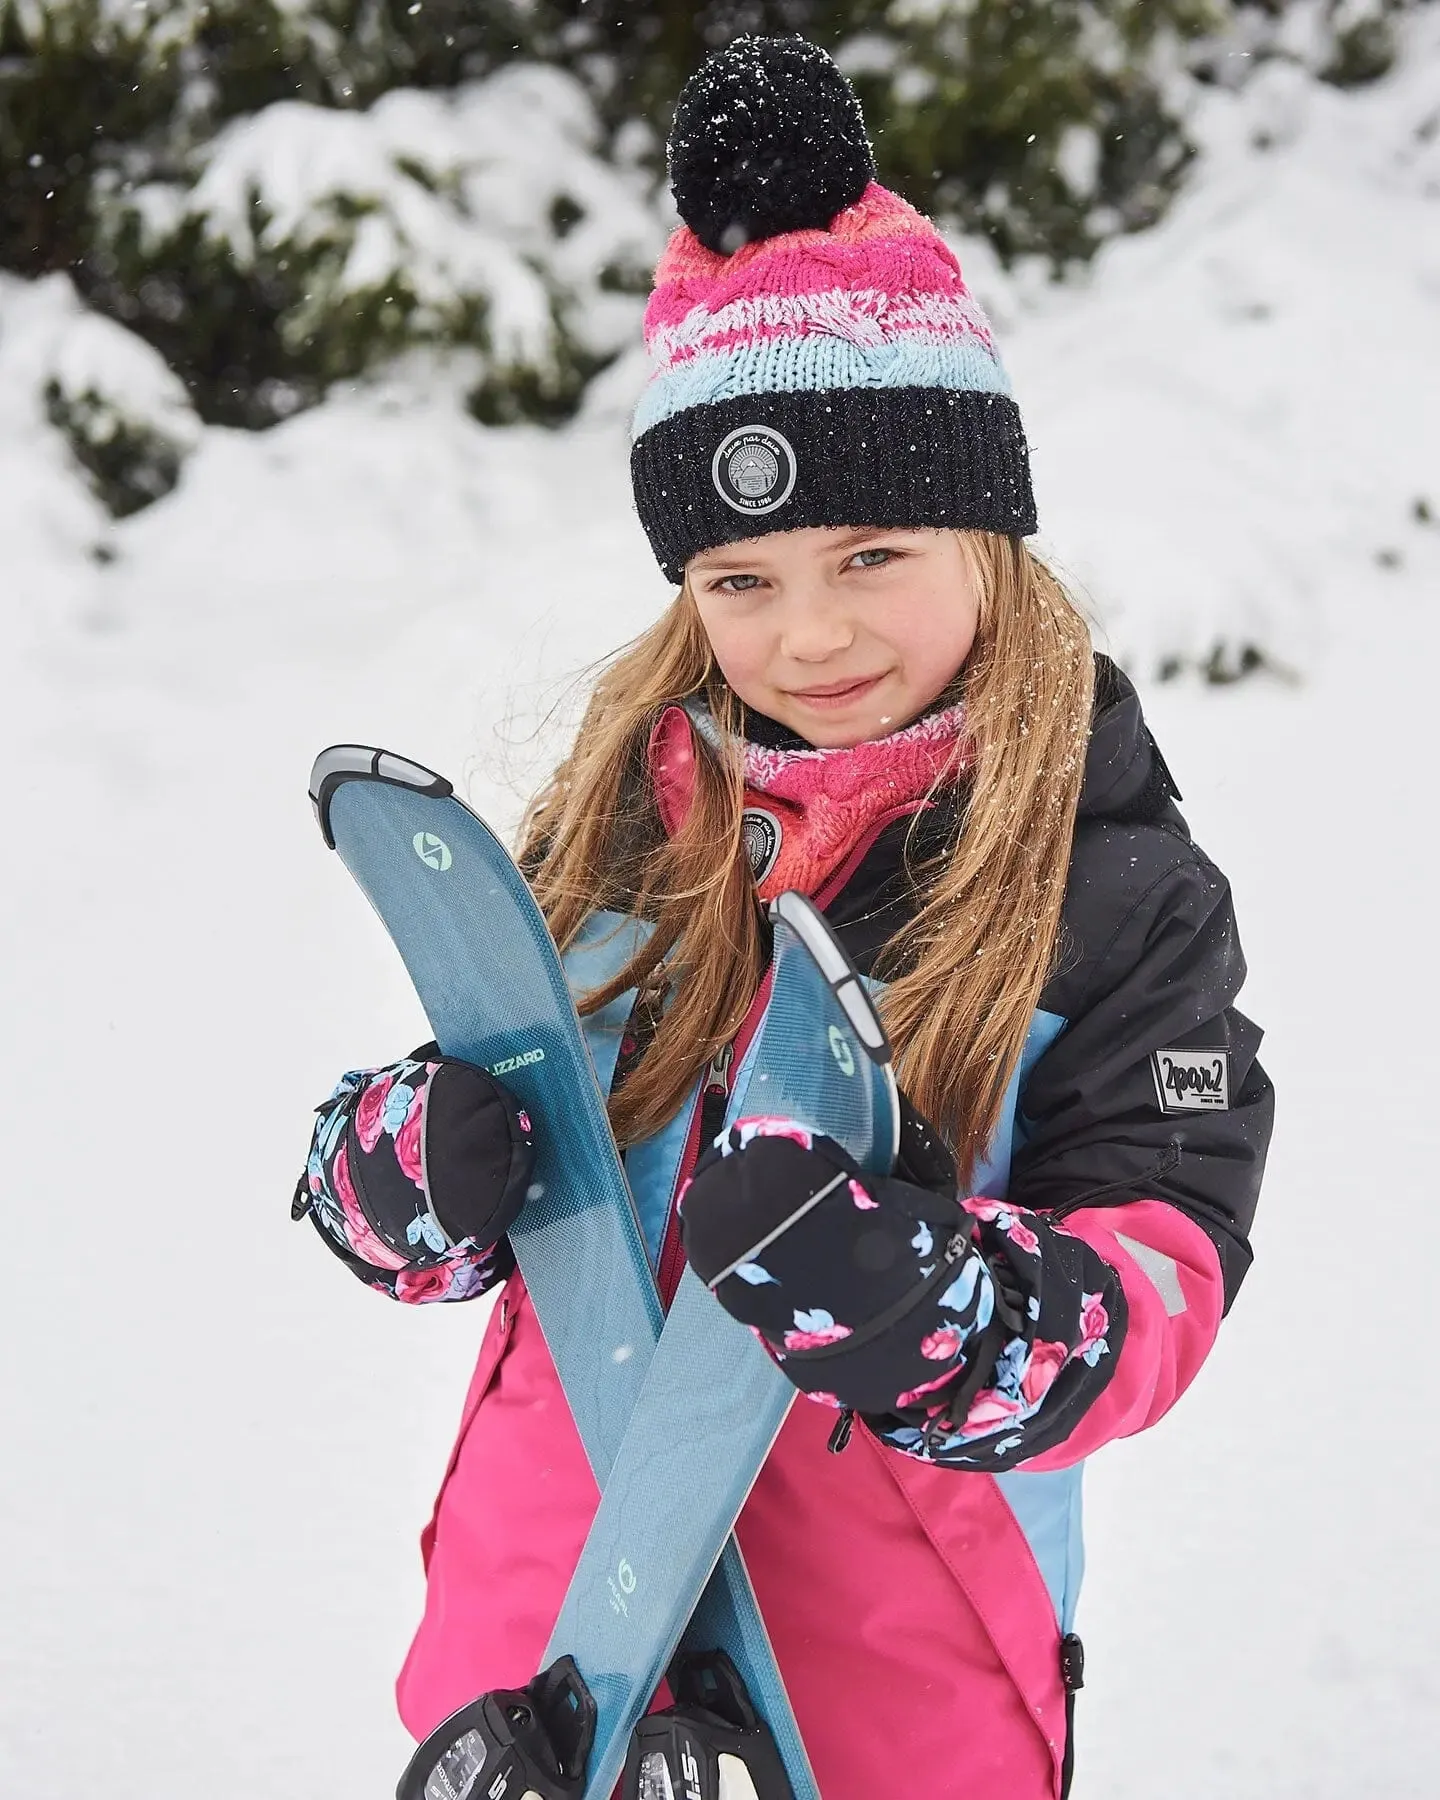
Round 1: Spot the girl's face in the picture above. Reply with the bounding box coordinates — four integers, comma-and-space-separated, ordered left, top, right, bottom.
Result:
688, 526, 980, 748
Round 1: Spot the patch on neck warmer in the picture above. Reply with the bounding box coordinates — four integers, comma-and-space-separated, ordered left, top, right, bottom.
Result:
680, 700, 970, 901
742, 806, 785, 883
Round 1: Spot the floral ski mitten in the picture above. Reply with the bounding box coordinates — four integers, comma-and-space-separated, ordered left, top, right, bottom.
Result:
293, 1044, 534, 1304
678, 1098, 1027, 1425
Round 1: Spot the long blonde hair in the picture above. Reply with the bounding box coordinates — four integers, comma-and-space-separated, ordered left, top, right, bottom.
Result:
520, 532, 1093, 1181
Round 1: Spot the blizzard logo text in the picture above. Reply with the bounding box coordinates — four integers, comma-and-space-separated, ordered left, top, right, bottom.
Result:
490, 1047, 545, 1077
1152, 1049, 1230, 1113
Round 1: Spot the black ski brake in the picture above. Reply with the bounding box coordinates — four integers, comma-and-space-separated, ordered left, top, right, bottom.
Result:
623, 1651, 795, 1800
396, 1656, 595, 1800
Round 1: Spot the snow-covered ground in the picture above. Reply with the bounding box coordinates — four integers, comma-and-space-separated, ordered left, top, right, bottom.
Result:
3, 18, 1439, 1798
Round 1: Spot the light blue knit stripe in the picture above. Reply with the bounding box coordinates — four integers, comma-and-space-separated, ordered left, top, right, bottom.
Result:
633, 334, 1013, 437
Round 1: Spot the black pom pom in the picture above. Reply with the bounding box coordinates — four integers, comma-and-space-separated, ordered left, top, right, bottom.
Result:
669, 35, 876, 255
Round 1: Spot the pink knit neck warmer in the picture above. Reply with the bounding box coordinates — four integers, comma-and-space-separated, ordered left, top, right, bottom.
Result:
650, 701, 971, 902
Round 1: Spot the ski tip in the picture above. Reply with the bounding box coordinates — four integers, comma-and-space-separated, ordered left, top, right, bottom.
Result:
309, 745, 453, 848
767, 890, 892, 1066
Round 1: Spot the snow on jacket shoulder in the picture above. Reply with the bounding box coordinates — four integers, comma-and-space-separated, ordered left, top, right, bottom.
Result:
828, 656, 1272, 1470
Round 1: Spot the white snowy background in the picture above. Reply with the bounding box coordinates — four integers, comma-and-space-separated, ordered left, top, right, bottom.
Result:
4, 12, 1440, 1797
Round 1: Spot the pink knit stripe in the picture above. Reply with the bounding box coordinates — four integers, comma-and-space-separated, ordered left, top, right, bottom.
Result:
828, 182, 941, 241
651, 184, 961, 298
644, 248, 971, 337
647, 292, 999, 371
646, 234, 969, 338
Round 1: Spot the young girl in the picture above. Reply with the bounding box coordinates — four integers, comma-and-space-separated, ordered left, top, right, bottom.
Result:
298, 36, 1271, 1799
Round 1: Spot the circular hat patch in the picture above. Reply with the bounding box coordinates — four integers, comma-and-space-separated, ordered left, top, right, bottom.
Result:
712, 425, 798, 516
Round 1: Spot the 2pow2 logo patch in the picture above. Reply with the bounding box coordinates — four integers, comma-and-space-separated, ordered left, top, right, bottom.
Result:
1152, 1048, 1231, 1113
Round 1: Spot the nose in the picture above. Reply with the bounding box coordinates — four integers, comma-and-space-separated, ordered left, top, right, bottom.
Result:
778, 589, 856, 664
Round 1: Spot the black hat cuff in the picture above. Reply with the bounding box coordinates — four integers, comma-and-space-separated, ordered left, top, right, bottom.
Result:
631, 386, 1038, 582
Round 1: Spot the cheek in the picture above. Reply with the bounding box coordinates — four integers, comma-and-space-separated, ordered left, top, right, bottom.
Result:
694, 604, 770, 693
885, 584, 979, 692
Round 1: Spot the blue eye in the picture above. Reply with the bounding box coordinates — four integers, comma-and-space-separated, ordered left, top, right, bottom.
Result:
718, 573, 762, 592
851, 548, 896, 569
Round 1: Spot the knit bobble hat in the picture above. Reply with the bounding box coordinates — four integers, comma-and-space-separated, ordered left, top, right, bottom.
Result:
630, 35, 1037, 585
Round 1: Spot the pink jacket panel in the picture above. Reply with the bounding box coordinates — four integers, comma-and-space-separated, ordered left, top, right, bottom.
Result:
397, 1276, 1065, 1800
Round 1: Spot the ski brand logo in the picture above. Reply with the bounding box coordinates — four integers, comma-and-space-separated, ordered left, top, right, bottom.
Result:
608, 1556, 637, 1617
412, 831, 452, 872
1152, 1048, 1230, 1113
490, 1047, 545, 1077
828, 1025, 855, 1078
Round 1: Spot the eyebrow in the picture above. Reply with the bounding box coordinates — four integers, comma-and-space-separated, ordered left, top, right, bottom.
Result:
691, 526, 899, 573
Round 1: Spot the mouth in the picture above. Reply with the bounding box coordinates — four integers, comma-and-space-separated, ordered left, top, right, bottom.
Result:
785, 673, 888, 709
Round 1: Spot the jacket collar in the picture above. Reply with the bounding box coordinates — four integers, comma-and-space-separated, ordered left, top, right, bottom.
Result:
1078, 657, 1184, 822
645, 655, 1181, 905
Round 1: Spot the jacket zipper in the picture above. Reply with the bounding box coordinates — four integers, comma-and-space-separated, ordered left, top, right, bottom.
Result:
656, 971, 773, 1305
810, 802, 923, 911
652, 803, 922, 1308
698, 1041, 734, 1150
655, 1049, 732, 1307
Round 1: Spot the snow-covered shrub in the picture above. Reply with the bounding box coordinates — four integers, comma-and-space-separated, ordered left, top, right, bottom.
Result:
43, 306, 201, 516
1, 0, 577, 428
543, 0, 1220, 269
1200, 0, 1421, 90
0, 270, 198, 542
838, 0, 1215, 266
559, 1, 1434, 266
0, 0, 181, 285
89, 64, 660, 428
1006, 2, 1440, 683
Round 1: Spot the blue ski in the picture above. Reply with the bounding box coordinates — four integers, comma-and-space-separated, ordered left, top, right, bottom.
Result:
310, 746, 807, 1791
538, 889, 898, 1798
310, 746, 896, 1800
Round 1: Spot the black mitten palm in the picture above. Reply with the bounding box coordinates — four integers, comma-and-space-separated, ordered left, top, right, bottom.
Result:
679, 1101, 1004, 1419
294, 1043, 533, 1304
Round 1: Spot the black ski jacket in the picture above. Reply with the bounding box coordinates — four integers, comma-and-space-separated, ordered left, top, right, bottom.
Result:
804, 655, 1271, 1465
